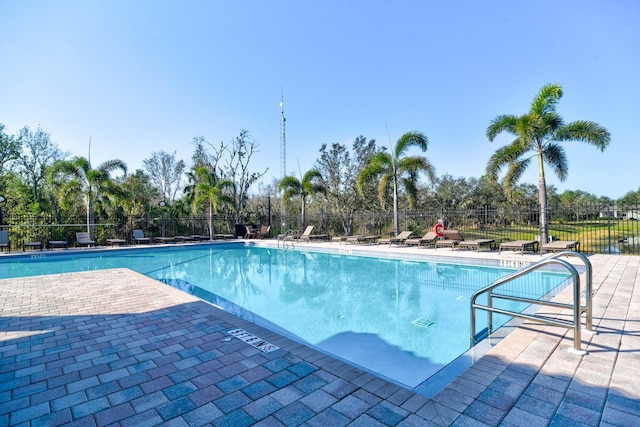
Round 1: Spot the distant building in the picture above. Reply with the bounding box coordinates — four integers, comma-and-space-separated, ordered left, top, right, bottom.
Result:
598, 204, 640, 220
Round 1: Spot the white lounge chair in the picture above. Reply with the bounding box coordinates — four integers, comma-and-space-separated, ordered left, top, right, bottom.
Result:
345, 235, 381, 245
294, 225, 315, 241
378, 231, 413, 246
256, 225, 271, 239
458, 238, 495, 251
434, 230, 465, 249
541, 240, 580, 253
405, 231, 439, 247
499, 240, 539, 254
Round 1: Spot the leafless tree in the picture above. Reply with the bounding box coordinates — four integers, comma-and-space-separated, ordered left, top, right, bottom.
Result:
16, 126, 65, 201
197, 130, 267, 222
143, 150, 185, 203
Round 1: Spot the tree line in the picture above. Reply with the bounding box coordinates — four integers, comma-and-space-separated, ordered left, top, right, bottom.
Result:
1, 83, 638, 239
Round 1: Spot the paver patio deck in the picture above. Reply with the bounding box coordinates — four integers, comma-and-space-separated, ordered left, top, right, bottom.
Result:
1, 250, 638, 426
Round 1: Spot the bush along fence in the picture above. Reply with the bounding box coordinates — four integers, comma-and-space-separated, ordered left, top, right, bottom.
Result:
1, 202, 639, 255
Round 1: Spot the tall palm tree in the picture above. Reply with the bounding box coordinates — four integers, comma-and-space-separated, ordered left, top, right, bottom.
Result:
357, 131, 436, 236
278, 169, 326, 230
50, 156, 127, 235
486, 83, 610, 245
193, 166, 236, 239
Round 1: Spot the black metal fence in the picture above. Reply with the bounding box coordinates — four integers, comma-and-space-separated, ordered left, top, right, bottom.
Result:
267, 203, 639, 255
2, 202, 639, 255
0, 213, 239, 250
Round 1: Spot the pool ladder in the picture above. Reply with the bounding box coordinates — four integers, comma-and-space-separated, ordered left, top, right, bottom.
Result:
277, 229, 298, 249
470, 251, 595, 355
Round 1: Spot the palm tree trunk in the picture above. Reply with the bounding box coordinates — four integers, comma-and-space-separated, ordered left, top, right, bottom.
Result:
209, 201, 214, 240
87, 193, 94, 236
538, 153, 548, 249
393, 176, 399, 236
301, 198, 306, 230
539, 179, 548, 249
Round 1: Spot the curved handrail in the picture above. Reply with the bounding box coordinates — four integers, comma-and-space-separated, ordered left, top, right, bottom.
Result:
277, 229, 298, 249
470, 252, 593, 355
547, 250, 593, 330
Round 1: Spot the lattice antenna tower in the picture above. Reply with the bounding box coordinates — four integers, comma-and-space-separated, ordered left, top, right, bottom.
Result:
279, 92, 286, 180
279, 91, 287, 230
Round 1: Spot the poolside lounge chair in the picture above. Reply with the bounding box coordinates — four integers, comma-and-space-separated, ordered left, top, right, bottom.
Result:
377, 231, 413, 246
244, 225, 258, 239
435, 230, 465, 249
106, 238, 127, 246
280, 226, 311, 242
212, 234, 235, 240
283, 225, 313, 241
541, 240, 580, 253
76, 232, 96, 247
192, 235, 211, 241
297, 226, 316, 241
174, 235, 198, 243
245, 225, 270, 239
48, 239, 68, 249
499, 240, 539, 254
308, 232, 330, 241
23, 240, 43, 251
255, 225, 271, 239
0, 230, 10, 253
404, 231, 439, 248
304, 226, 331, 241
132, 229, 151, 244
458, 238, 496, 251
155, 236, 176, 244
345, 235, 380, 245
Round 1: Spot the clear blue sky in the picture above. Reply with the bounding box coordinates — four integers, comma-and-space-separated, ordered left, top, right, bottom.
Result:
1, 1, 638, 199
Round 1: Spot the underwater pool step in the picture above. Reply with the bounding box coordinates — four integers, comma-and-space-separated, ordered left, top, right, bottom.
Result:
412, 318, 435, 328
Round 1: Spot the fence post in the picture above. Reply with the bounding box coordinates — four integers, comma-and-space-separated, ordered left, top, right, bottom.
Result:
484, 205, 489, 238
607, 205, 611, 255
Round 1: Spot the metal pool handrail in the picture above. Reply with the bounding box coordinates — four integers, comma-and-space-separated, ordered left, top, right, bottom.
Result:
470, 251, 594, 355
277, 229, 298, 248
548, 251, 593, 331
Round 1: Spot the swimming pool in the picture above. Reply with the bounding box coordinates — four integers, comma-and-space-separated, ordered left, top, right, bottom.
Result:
0, 244, 570, 390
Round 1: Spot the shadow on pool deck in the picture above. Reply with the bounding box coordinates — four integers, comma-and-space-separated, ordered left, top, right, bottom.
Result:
1, 251, 639, 425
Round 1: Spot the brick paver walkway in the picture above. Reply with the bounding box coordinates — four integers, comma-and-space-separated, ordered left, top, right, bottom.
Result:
1, 254, 638, 426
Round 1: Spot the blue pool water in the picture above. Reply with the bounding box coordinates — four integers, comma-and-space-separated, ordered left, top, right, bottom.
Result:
0, 244, 570, 388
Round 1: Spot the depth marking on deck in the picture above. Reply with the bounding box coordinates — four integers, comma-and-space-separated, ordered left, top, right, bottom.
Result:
500, 259, 531, 268
227, 329, 279, 352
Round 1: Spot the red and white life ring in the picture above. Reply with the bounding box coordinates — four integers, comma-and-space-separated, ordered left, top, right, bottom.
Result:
434, 223, 445, 237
